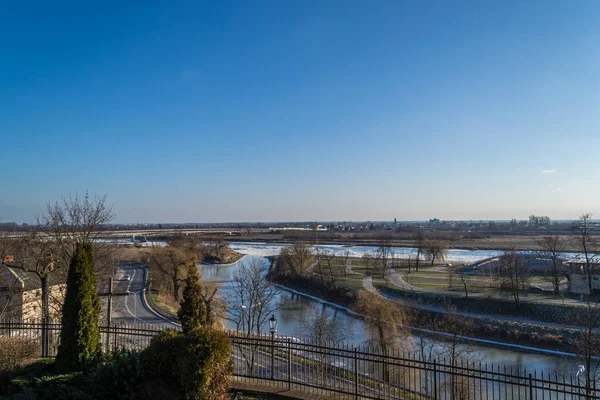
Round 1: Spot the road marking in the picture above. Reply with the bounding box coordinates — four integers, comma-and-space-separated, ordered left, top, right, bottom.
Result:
121, 266, 161, 328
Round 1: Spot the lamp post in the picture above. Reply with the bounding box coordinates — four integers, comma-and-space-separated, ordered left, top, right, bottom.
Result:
241, 304, 247, 334
269, 315, 278, 379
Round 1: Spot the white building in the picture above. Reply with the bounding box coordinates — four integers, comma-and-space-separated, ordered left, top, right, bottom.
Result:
566, 257, 600, 294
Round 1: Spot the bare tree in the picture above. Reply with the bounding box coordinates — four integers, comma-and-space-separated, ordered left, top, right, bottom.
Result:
437, 305, 476, 400
317, 249, 337, 289
413, 229, 425, 272
298, 305, 350, 347
424, 240, 448, 266
298, 305, 352, 385
459, 267, 469, 299
537, 235, 566, 296
226, 258, 282, 336
447, 264, 456, 290
362, 252, 374, 274
205, 238, 230, 262
226, 258, 283, 375
572, 302, 600, 398
572, 214, 598, 295
374, 234, 393, 279
355, 291, 410, 383
314, 247, 327, 286
1, 233, 61, 322
341, 250, 352, 278
37, 192, 116, 294
150, 246, 194, 301
199, 280, 221, 328
169, 235, 207, 259
498, 250, 528, 306
355, 291, 408, 354
276, 242, 315, 277
0, 234, 22, 318
38, 192, 114, 262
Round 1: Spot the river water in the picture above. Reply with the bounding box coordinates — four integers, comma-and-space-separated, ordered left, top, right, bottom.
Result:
228, 241, 578, 264
201, 244, 583, 378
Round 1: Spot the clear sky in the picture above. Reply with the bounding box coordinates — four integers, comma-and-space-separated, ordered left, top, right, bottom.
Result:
1, 1, 599, 223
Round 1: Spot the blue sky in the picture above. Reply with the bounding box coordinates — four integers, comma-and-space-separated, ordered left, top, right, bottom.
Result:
1, 1, 599, 223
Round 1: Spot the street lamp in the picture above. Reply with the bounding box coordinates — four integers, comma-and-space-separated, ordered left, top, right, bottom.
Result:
269, 315, 277, 379
240, 304, 247, 334
269, 314, 278, 335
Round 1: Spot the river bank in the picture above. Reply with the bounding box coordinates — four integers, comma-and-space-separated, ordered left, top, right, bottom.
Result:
268, 270, 582, 355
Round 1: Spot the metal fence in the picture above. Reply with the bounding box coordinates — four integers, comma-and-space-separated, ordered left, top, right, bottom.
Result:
0, 319, 167, 356
0, 320, 597, 400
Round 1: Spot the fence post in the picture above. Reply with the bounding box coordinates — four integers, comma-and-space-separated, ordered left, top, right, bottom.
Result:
433, 360, 438, 400
528, 373, 533, 400
354, 347, 358, 400
287, 338, 292, 391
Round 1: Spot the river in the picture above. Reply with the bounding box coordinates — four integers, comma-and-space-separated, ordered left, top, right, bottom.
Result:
200, 245, 583, 378
228, 241, 579, 264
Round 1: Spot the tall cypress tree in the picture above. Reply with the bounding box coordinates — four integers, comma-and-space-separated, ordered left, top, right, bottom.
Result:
178, 263, 206, 333
56, 242, 101, 371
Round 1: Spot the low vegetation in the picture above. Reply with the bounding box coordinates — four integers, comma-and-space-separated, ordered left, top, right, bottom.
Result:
0, 337, 40, 373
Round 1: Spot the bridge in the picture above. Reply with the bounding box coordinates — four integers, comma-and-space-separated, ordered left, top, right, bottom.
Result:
1, 228, 271, 240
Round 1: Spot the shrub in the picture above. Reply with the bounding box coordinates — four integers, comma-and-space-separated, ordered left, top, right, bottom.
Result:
141, 328, 233, 400
0, 337, 40, 372
3, 365, 91, 400
56, 242, 101, 372
140, 329, 184, 382
179, 328, 233, 400
89, 349, 144, 400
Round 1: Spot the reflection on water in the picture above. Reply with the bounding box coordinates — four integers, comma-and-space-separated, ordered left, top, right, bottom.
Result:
201, 254, 581, 377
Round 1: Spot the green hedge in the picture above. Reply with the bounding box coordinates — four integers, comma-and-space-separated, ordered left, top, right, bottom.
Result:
2, 328, 233, 400
141, 328, 233, 400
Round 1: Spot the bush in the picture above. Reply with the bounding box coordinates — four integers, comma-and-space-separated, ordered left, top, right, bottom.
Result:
2, 363, 91, 400
0, 337, 40, 372
88, 349, 144, 400
179, 328, 233, 400
141, 328, 233, 400
140, 329, 184, 382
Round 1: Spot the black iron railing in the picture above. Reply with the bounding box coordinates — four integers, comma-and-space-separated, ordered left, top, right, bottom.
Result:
0, 320, 597, 399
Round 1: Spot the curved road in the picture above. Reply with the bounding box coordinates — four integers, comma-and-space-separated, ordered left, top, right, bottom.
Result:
111, 264, 179, 330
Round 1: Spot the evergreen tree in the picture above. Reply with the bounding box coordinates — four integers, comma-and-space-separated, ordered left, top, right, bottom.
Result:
178, 262, 206, 333
56, 242, 101, 371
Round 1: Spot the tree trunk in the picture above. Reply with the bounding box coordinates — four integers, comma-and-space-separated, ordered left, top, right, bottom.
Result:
552, 259, 560, 296
460, 272, 468, 299
173, 278, 180, 301
40, 274, 50, 321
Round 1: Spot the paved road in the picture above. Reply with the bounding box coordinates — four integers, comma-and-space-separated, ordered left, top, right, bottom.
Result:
361, 271, 598, 333
387, 268, 580, 306
111, 264, 179, 330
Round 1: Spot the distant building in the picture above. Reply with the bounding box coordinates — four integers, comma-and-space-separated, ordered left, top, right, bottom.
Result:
0, 265, 66, 320
566, 258, 600, 294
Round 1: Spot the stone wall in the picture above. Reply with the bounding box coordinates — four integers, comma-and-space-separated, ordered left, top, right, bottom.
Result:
21, 284, 66, 321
